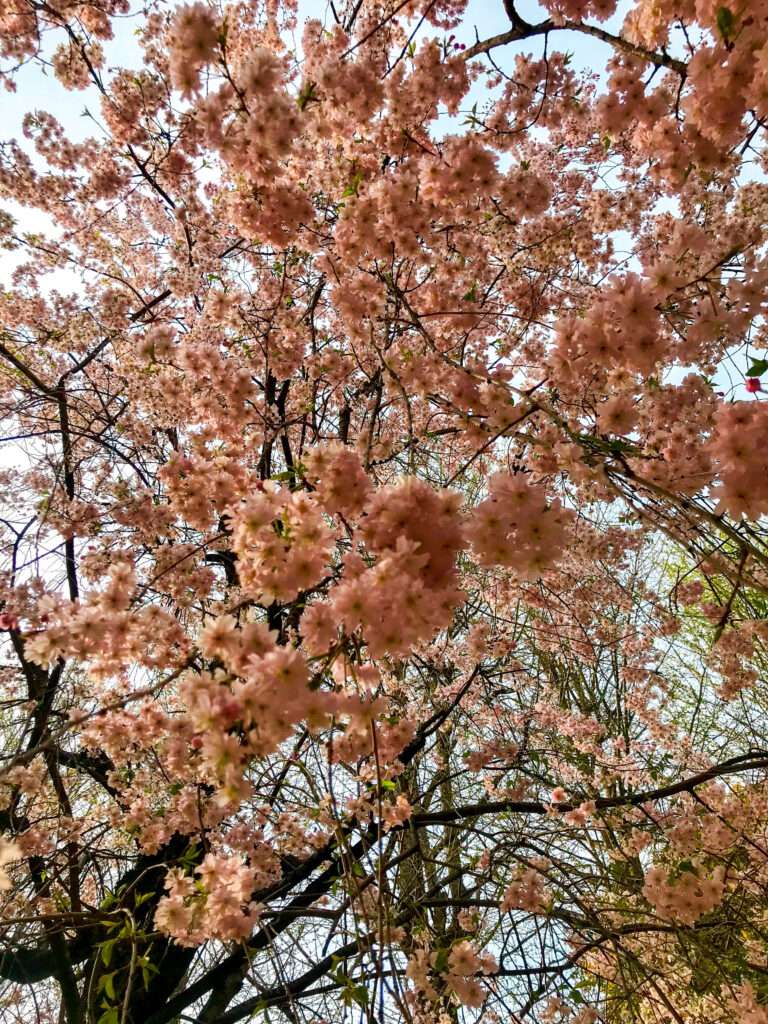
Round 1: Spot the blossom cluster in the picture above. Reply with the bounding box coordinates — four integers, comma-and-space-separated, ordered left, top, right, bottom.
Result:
155, 856, 263, 945
501, 864, 552, 915
304, 478, 464, 658
710, 402, 768, 520
230, 486, 335, 603
642, 864, 725, 925
406, 940, 498, 1010
466, 472, 573, 580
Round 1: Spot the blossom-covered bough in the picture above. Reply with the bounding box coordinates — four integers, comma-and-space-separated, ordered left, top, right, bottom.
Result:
0, 0, 768, 1020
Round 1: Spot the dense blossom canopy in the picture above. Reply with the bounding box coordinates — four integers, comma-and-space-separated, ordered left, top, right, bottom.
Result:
0, 0, 767, 1021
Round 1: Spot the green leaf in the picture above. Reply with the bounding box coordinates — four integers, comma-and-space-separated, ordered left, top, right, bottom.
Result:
297, 80, 317, 111
98, 971, 116, 1001
180, 842, 200, 869
433, 948, 449, 972
97, 1009, 119, 1024
100, 939, 117, 967
342, 171, 363, 198
676, 859, 697, 876
716, 6, 735, 40
462, 283, 478, 303
747, 358, 768, 377
350, 984, 369, 1008
380, 780, 397, 791
139, 957, 159, 989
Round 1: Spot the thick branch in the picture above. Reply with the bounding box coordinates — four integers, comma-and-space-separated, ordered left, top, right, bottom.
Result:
411, 751, 768, 825
463, 17, 687, 76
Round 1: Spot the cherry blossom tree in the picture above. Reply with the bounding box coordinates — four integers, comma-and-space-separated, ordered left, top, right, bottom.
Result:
0, 0, 767, 1021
